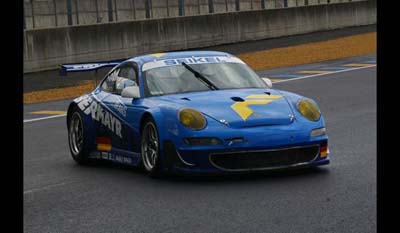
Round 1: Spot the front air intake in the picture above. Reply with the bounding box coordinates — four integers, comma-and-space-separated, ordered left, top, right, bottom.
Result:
210, 145, 320, 171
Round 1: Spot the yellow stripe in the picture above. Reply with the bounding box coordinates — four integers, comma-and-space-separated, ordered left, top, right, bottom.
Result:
270, 79, 283, 83
343, 63, 375, 67
151, 53, 166, 58
298, 70, 333, 74
30, 110, 67, 115
97, 143, 112, 151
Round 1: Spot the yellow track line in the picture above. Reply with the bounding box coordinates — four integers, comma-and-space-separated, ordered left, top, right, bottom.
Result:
343, 63, 376, 67
270, 79, 284, 83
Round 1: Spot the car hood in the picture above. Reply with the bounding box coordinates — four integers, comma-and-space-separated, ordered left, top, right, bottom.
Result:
156, 89, 295, 128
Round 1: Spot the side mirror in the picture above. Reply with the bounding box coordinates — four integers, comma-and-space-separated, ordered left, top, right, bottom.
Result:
262, 77, 273, 88
121, 86, 140, 99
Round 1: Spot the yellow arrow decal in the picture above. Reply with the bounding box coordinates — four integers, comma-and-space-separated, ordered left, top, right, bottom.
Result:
230, 95, 283, 121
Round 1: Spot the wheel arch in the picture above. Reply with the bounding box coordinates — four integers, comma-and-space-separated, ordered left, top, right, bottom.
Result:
138, 108, 172, 154
139, 112, 154, 133
139, 108, 168, 135
66, 102, 78, 127
66, 98, 97, 153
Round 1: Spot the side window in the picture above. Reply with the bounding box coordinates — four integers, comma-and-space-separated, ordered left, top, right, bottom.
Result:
118, 66, 137, 82
101, 68, 120, 93
115, 66, 138, 95
101, 64, 138, 95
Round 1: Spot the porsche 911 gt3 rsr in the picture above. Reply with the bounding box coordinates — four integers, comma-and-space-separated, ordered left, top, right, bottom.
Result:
64, 51, 329, 177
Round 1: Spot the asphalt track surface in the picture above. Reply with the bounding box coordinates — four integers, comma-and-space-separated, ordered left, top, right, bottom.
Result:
24, 58, 376, 233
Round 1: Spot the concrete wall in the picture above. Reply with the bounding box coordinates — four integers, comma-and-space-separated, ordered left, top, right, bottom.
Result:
24, 0, 361, 29
23, 0, 376, 73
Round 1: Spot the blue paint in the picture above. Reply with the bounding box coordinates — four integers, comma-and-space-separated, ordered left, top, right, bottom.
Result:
65, 51, 329, 174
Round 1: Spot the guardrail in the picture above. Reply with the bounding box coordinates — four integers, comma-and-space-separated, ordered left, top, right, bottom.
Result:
23, 0, 367, 30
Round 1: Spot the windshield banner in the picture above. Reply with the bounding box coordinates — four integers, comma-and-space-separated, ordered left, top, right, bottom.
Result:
142, 56, 245, 71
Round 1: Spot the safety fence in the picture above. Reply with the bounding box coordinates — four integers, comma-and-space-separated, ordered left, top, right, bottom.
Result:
23, 0, 367, 29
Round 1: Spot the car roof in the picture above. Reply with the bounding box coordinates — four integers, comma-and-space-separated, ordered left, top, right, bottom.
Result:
125, 51, 234, 67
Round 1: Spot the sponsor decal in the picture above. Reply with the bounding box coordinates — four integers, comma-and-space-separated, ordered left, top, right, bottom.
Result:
163, 57, 226, 66
115, 155, 123, 163
91, 151, 133, 165
75, 96, 123, 138
123, 157, 132, 164
101, 152, 109, 159
142, 56, 245, 71
114, 99, 127, 117
89, 151, 101, 159
70, 63, 101, 70
75, 95, 93, 115
231, 94, 283, 121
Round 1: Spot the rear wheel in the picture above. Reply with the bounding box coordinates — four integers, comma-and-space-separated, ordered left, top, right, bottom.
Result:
141, 118, 162, 177
68, 108, 89, 164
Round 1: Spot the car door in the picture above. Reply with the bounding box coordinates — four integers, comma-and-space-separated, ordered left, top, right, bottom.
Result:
95, 63, 143, 163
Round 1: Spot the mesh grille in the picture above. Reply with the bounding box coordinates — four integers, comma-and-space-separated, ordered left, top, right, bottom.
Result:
210, 145, 320, 170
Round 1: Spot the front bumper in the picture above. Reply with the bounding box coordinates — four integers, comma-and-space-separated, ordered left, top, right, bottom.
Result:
162, 140, 329, 174
161, 117, 329, 174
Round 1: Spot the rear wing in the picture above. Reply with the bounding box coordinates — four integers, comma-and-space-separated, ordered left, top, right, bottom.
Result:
59, 59, 125, 76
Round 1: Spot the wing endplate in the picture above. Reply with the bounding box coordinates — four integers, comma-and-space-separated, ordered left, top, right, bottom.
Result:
59, 60, 124, 76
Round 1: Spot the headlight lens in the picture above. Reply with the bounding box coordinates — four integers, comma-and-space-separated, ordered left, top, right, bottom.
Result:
297, 99, 321, 121
179, 108, 207, 130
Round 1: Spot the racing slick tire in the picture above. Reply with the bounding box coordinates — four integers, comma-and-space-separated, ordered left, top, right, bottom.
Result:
67, 107, 90, 164
140, 118, 162, 178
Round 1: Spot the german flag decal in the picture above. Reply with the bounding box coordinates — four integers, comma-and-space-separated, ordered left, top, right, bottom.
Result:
97, 137, 112, 151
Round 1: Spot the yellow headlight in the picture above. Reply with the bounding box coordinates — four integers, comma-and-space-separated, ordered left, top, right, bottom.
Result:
297, 99, 321, 121
179, 109, 207, 130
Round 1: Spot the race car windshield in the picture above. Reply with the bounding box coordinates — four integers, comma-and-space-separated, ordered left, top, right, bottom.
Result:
181, 62, 219, 90
143, 63, 267, 96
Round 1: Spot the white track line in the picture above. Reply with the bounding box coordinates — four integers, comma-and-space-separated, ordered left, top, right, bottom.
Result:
23, 64, 376, 124
24, 181, 74, 195
273, 65, 376, 84
24, 114, 67, 123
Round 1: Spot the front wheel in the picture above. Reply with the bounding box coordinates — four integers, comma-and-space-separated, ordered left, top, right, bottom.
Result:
68, 109, 89, 164
141, 118, 162, 177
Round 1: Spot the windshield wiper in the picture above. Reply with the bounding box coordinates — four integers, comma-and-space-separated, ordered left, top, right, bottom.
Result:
181, 62, 219, 90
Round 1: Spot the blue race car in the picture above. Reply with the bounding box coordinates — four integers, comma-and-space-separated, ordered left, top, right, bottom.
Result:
64, 51, 329, 177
